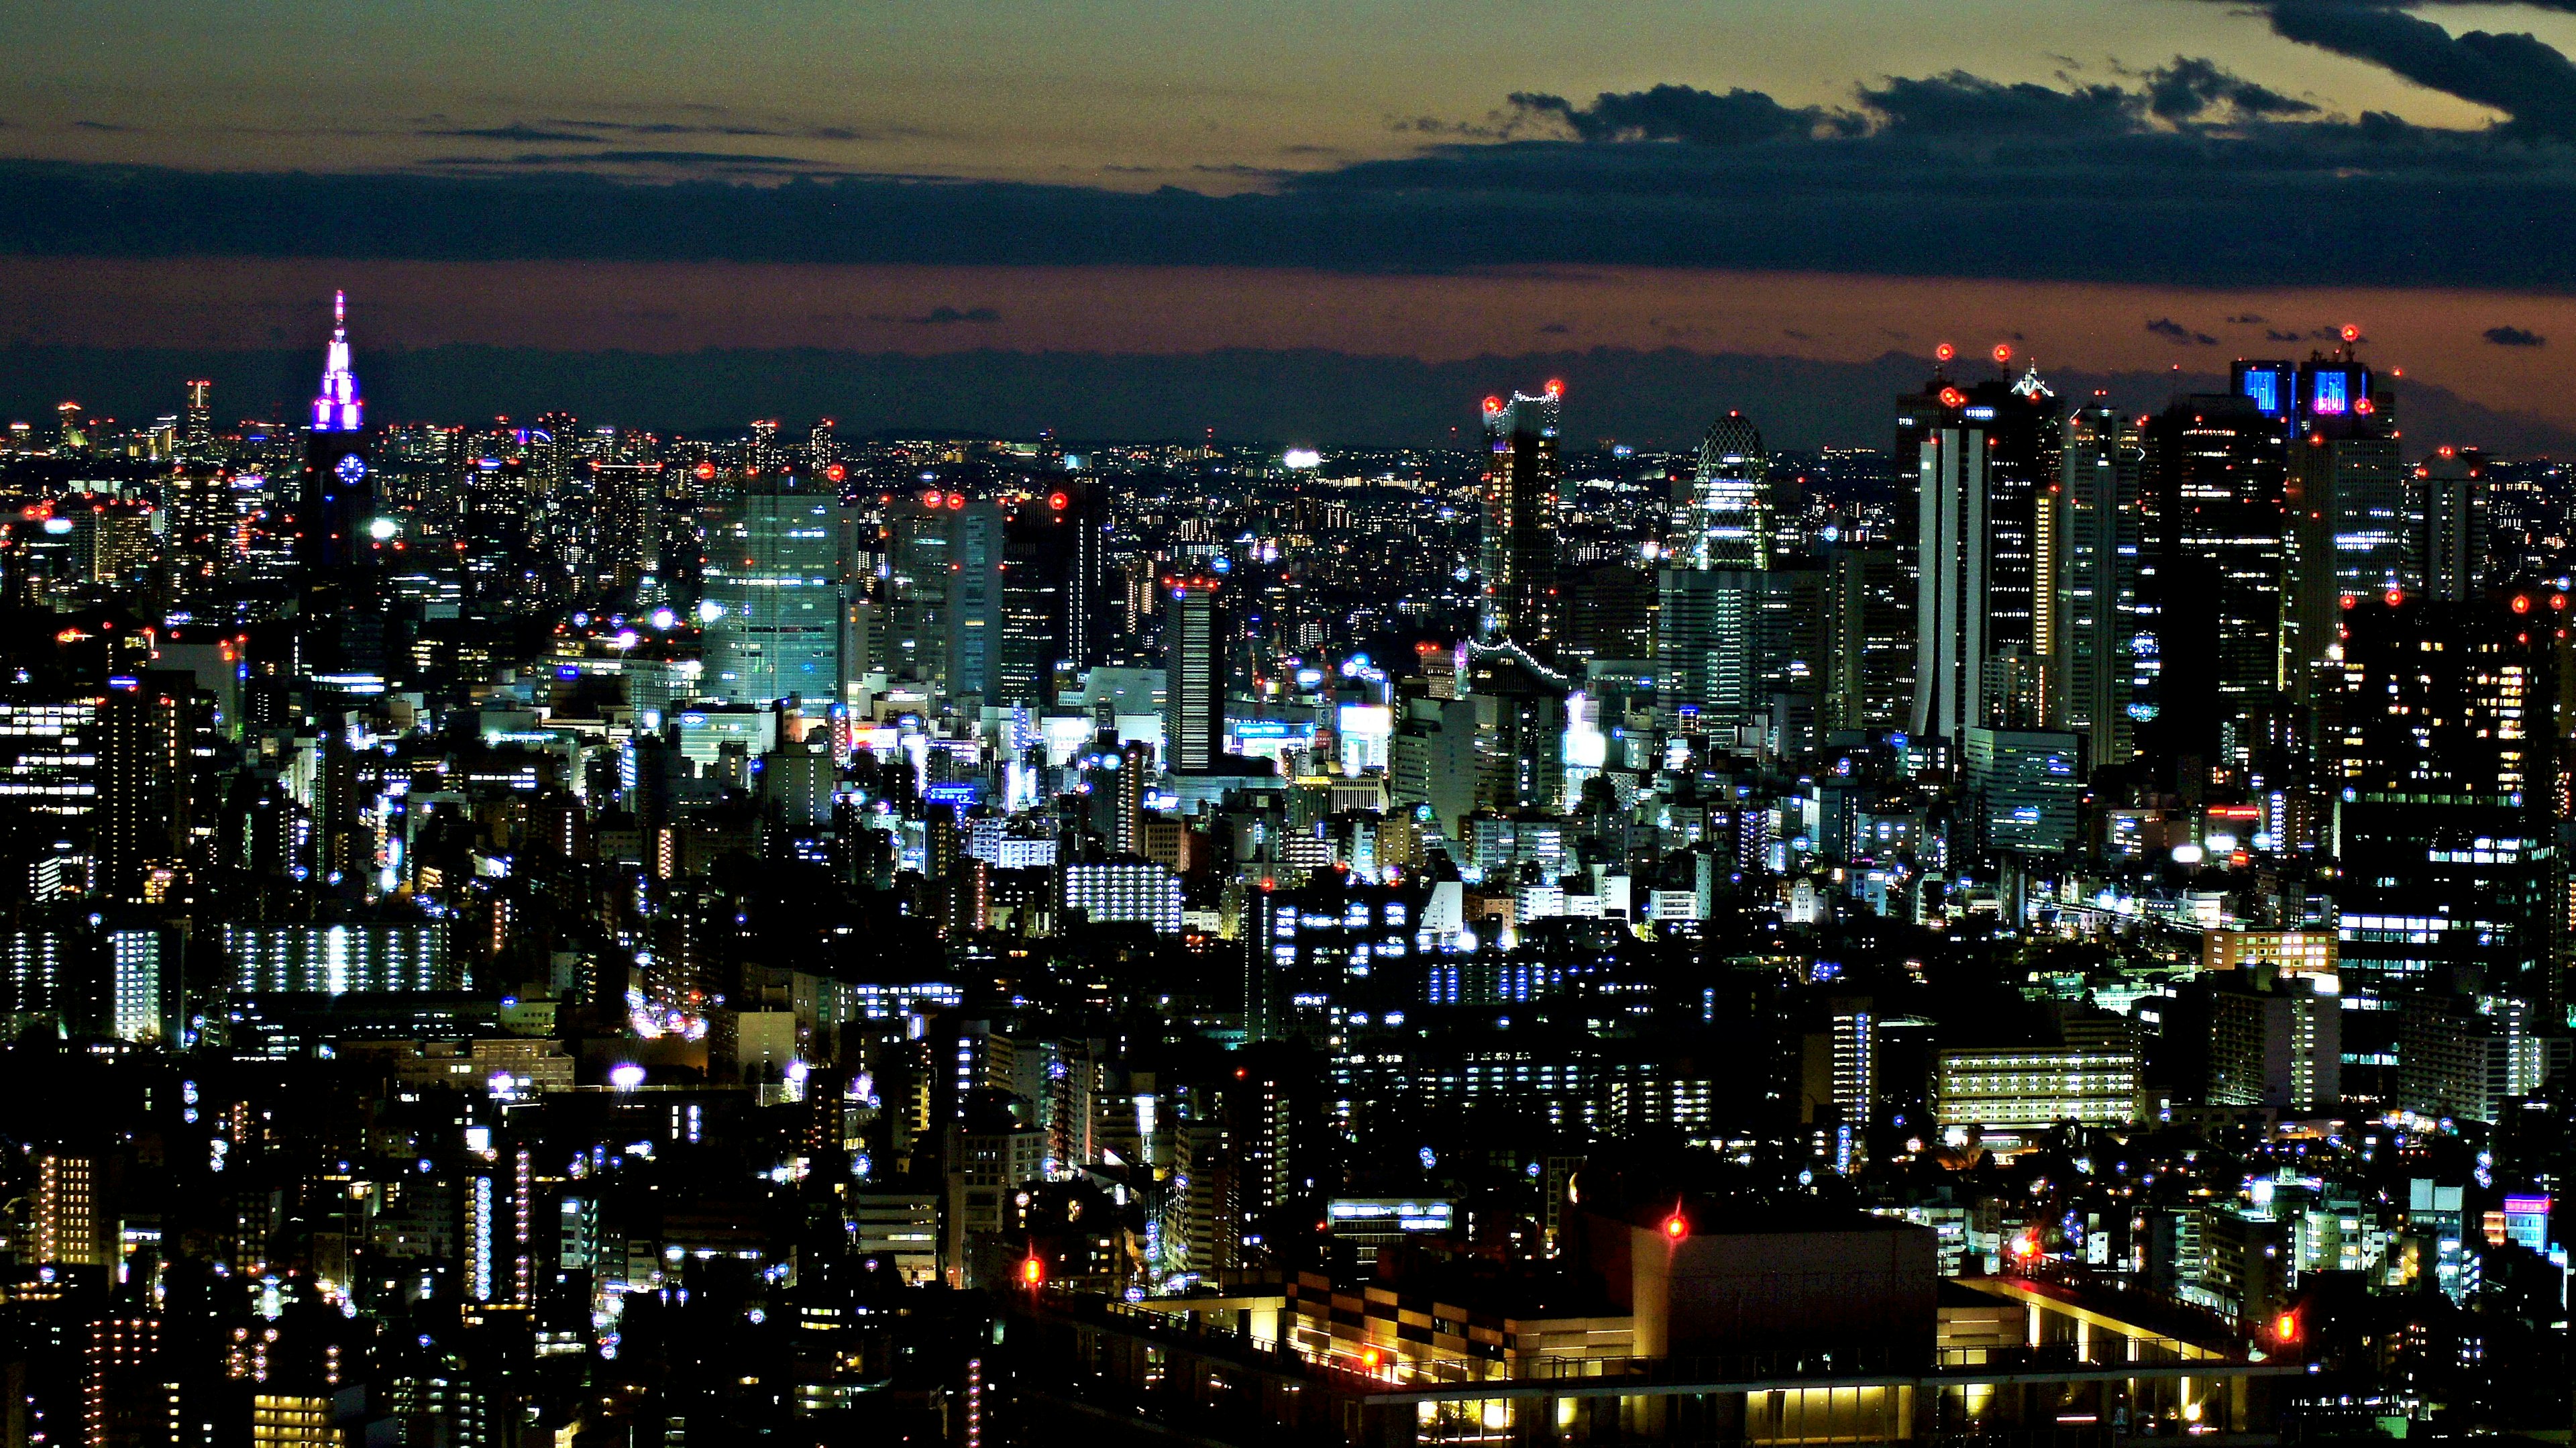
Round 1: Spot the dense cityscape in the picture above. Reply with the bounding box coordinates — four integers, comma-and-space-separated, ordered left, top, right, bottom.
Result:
0, 292, 2567, 1448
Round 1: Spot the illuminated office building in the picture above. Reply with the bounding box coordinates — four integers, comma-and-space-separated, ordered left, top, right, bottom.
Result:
1681, 409, 1770, 569
2419, 448, 2488, 603
2059, 404, 2147, 770
1899, 367, 2065, 749
2335, 592, 2560, 1046
2277, 344, 2407, 719
703, 472, 853, 707
1477, 385, 1564, 659
2145, 390, 2288, 788
1164, 577, 1224, 774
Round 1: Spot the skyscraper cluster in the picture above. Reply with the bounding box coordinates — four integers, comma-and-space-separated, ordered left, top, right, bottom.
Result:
0, 303, 2566, 1444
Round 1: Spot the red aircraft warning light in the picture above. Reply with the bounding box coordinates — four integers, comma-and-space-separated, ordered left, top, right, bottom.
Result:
1992, 344, 2014, 365
824, 464, 847, 482
1939, 387, 1967, 409
2341, 324, 2361, 343
1049, 491, 1069, 511
1020, 1257, 1044, 1288
1662, 1212, 1688, 1241
694, 461, 716, 481
1935, 343, 1955, 363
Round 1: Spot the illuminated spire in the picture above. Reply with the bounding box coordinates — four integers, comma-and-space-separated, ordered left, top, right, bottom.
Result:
312, 290, 362, 433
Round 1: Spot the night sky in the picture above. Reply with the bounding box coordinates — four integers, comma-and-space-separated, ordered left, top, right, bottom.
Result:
9, 0, 2576, 444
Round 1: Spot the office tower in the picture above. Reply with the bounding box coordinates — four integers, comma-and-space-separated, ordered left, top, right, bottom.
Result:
2060, 404, 2146, 770
702, 472, 852, 706
86, 1316, 182, 1448
1000, 482, 1110, 708
1466, 643, 1567, 813
1962, 726, 2082, 856
183, 378, 212, 457
2208, 974, 2342, 1110
883, 489, 1005, 701
529, 411, 582, 490
1560, 562, 1656, 668
1477, 384, 1563, 658
2336, 592, 2560, 1035
590, 462, 664, 586
1819, 534, 1911, 733
2145, 390, 2290, 790
297, 291, 370, 578
1656, 566, 1820, 730
94, 674, 193, 904
2280, 344, 2406, 720
35, 1151, 105, 1265
808, 418, 837, 474
1164, 576, 1224, 774
1681, 409, 1770, 569
1900, 368, 2065, 749
2419, 448, 2487, 602
748, 417, 783, 473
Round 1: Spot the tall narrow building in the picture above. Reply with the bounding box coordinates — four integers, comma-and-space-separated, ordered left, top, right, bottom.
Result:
1901, 366, 2065, 751
1477, 385, 1563, 660
1163, 576, 1224, 774
2144, 389, 2290, 792
2281, 342, 2406, 727
2059, 403, 2146, 772
294, 291, 391, 680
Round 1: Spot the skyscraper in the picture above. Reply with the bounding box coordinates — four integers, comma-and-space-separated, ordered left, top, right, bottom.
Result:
297, 291, 370, 578
1163, 576, 1224, 774
2280, 341, 2406, 723
1477, 385, 1563, 660
182, 378, 213, 458
2336, 591, 2561, 1045
702, 472, 852, 707
2059, 403, 2146, 772
2145, 389, 2290, 791
999, 482, 1111, 708
1681, 410, 1770, 570
2419, 447, 2487, 603
883, 489, 1006, 702
1900, 367, 2064, 750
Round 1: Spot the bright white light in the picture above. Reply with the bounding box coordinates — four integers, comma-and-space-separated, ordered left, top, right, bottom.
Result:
608, 1064, 646, 1090
2171, 843, 2206, 865
368, 517, 400, 540
697, 600, 724, 624
1282, 448, 1323, 470
649, 607, 677, 631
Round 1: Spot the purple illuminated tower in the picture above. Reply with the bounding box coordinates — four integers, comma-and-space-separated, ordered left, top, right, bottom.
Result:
297, 290, 372, 576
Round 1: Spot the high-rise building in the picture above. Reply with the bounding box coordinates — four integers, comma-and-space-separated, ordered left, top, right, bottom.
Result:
1477, 385, 1563, 658
2279, 343, 2407, 721
702, 473, 852, 707
2059, 404, 2147, 771
1962, 726, 2082, 856
1900, 368, 2065, 749
297, 291, 370, 578
1000, 483, 1111, 708
182, 378, 213, 458
882, 490, 1006, 702
2145, 389, 2290, 789
1163, 577, 1224, 774
2208, 974, 2342, 1110
221, 919, 458, 994
2419, 447, 2487, 603
1681, 410, 1770, 569
1656, 566, 1819, 731
2335, 592, 2560, 1029
93, 674, 191, 904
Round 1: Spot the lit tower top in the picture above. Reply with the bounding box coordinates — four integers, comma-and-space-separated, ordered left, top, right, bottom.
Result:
311, 290, 362, 433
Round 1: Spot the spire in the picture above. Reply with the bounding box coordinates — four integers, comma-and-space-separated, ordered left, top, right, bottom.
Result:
312, 291, 362, 433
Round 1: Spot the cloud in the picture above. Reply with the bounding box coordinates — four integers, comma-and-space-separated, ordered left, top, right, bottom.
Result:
2256, 2, 2576, 140
2226, 313, 2267, 323
1505, 85, 1853, 145
421, 123, 606, 143
1858, 72, 2141, 136
2141, 56, 2316, 123
2485, 324, 2547, 346
909, 305, 1000, 325
2147, 317, 2220, 344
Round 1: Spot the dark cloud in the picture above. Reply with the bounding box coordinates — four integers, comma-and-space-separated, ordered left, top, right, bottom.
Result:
909, 305, 1000, 325
2267, 328, 2308, 341
1858, 72, 2140, 136
1505, 85, 1852, 145
70, 120, 134, 133
2259, 2, 2576, 140
17, 47, 2576, 290
421, 123, 606, 143
2485, 324, 2547, 346
2142, 56, 2317, 123
2226, 313, 2267, 323
2147, 317, 2220, 344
